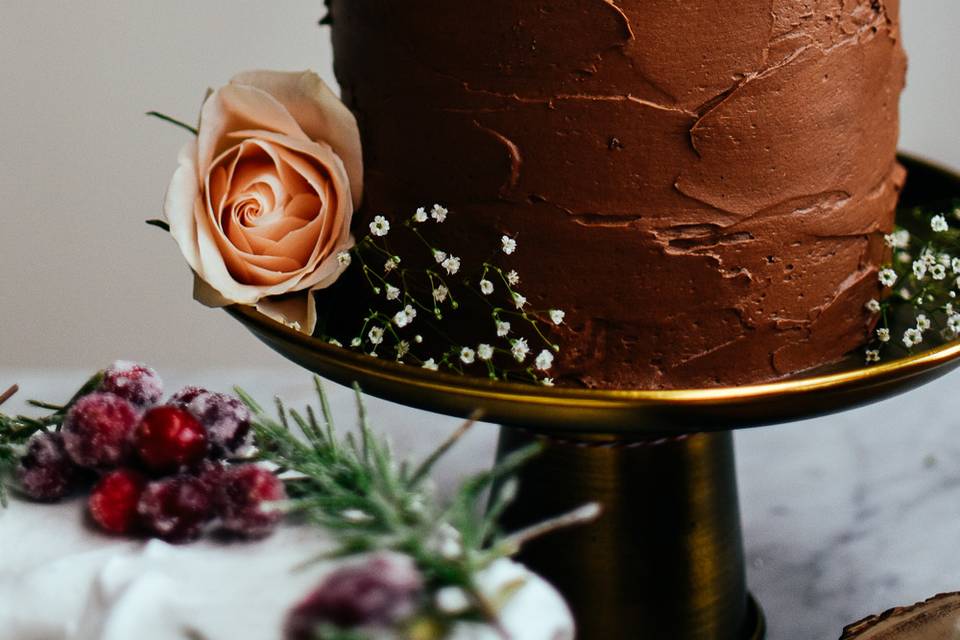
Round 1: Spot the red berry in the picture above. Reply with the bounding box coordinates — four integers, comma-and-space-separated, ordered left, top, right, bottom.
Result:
137, 475, 214, 543
169, 387, 252, 457
16, 432, 83, 501
214, 464, 287, 539
89, 469, 147, 535
134, 406, 208, 473
62, 393, 140, 469
100, 361, 164, 408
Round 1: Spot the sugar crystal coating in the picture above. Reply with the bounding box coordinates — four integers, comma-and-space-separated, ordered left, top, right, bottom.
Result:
62, 392, 140, 469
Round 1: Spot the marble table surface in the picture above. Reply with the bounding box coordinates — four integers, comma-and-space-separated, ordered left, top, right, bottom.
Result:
3, 366, 960, 640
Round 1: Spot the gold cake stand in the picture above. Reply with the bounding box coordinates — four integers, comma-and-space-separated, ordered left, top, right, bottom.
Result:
228, 155, 960, 640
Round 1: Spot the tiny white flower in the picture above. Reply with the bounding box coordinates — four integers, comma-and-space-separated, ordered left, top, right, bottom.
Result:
549, 309, 566, 325
946, 303, 955, 315
922, 250, 937, 267
865, 349, 880, 363
433, 285, 449, 303
913, 259, 928, 279
414, 207, 428, 223
422, 358, 439, 371
386, 285, 401, 301
506, 270, 520, 286
477, 344, 494, 361
931, 263, 947, 280
916, 313, 931, 331
510, 338, 530, 363
433, 523, 462, 559
368, 327, 384, 345
460, 347, 476, 364
887, 228, 910, 249
541, 378, 555, 387
865, 299, 881, 313
415, 335, 423, 343
350, 337, 362, 348
396, 340, 410, 359
384, 256, 400, 273
939, 253, 952, 267
931, 214, 949, 232
496, 320, 511, 337
501, 235, 517, 255
394, 305, 416, 328
369, 215, 390, 237
442, 255, 461, 275
903, 327, 923, 348
336, 251, 352, 267
435, 587, 471, 614
876, 327, 890, 343
328, 338, 343, 347
949, 314, 960, 334
512, 292, 527, 309
431, 204, 448, 223
433, 249, 447, 264
952, 258, 960, 274
535, 349, 554, 371
479, 279, 494, 295
369, 351, 378, 358
878, 268, 897, 287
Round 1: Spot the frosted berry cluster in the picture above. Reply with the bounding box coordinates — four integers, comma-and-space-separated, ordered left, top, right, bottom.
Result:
14, 361, 285, 543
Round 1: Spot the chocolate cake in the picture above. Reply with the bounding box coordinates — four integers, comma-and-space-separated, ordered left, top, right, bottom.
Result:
327, 1, 907, 389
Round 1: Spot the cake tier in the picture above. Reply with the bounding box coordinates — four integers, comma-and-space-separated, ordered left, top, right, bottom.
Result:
328, 0, 907, 389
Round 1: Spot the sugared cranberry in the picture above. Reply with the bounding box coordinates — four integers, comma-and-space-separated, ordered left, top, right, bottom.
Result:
214, 464, 286, 539
100, 361, 163, 408
133, 406, 208, 473
89, 469, 147, 534
62, 393, 139, 469
285, 552, 424, 638
169, 387, 252, 457
16, 432, 83, 501
137, 475, 214, 542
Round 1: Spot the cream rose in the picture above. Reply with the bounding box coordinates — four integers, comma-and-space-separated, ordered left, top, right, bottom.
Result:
164, 70, 362, 333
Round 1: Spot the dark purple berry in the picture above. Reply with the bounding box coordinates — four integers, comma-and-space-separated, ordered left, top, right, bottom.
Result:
285, 552, 423, 638
169, 387, 252, 457
62, 393, 140, 469
214, 464, 286, 539
137, 475, 214, 543
16, 432, 82, 501
89, 469, 147, 535
100, 361, 163, 408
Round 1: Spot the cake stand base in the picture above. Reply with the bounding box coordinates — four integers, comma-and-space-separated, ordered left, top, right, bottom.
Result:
496, 429, 763, 640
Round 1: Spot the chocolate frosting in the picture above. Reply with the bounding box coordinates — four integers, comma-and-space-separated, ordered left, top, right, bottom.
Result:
328, 0, 907, 389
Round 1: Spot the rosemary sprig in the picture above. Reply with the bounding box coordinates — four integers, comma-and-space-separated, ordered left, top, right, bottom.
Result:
240, 377, 599, 634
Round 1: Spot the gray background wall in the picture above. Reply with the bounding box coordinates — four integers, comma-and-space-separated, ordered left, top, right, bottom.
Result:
2, 1, 958, 369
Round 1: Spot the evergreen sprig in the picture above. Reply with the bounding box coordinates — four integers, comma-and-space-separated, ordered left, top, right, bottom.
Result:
238, 377, 599, 635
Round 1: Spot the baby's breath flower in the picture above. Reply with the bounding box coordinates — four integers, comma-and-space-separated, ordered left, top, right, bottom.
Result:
422, 358, 439, 371
430, 204, 448, 223
460, 347, 476, 364
876, 327, 890, 343
477, 344, 494, 361
865, 299, 881, 313
931, 214, 949, 232
396, 340, 410, 359
913, 259, 928, 279
350, 337, 362, 348
501, 235, 517, 255
433, 285, 449, 303
384, 256, 400, 273
506, 270, 520, 286
368, 327, 384, 346
512, 292, 527, 309
386, 285, 401, 301
479, 279, 494, 295
496, 321, 511, 337
922, 250, 937, 267
947, 303, 955, 315
887, 228, 910, 249
328, 338, 343, 347
441, 255, 461, 275
916, 313, 931, 331
414, 207, 428, 223
903, 327, 923, 348
949, 314, 960, 334
878, 268, 897, 287
336, 251, 352, 267
433, 249, 447, 264
393, 305, 416, 328
865, 349, 880, 363
535, 349, 554, 371
541, 378, 555, 387
415, 335, 423, 343
510, 338, 530, 363
931, 263, 947, 280
939, 253, 952, 267
370, 215, 390, 237
952, 258, 960, 274
549, 309, 566, 325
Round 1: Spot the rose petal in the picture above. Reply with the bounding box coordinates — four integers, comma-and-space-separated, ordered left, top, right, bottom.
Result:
229, 70, 363, 208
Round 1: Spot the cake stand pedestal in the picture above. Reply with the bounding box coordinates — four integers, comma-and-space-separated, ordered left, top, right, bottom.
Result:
228, 155, 960, 640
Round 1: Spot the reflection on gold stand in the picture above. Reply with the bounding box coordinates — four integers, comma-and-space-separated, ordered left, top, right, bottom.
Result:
228, 155, 959, 639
